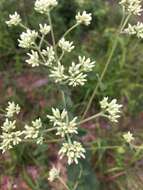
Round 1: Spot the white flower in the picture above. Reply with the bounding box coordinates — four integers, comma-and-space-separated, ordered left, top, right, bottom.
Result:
18, 29, 38, 49
124, 22, 143, 38
26, 50, 40, 67
100, 97, 122, 123
59, 141, 85, 165
119, 0, 142, 16
24, 118, 43, 142
78, 56, 95, 72
34, 0, 58, 14
123, 131, 134, 143
0, 131, 22, 153
47, 108, 67, 125
76, 11, 92, 26
39, 24, 51, 35
68, 62, 87, 87
58, 38, 74, 52
6, 101, 20, 118
124, 23, 136, 35
49, 62, 68, 83
48, 166, 60, 182
6, 12, 21, 27
32, 118, 43, 129
47, 108, 78, 137
42, 46, 55, 66
1, 119, 16, 132
24, 125, 39, 139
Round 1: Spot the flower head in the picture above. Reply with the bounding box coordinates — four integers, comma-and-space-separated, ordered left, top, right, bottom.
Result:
119, 0, 142, 15
76, 11, 92, 26
58, 38, 74, 52
0, 131, 22, 153
34, 0, 58, 14
78, 56, 95, 72
1, 119, 16, 132
24, 118, 43, 144
47, 108, 78, 137
124, 22, 143, 38
68, 62, 87, 87
26, 50, 40, 67
123, 131, 134, 143
59, 141, 85, 165
18, 29, 38, 49
42, 46, 55, 66
49, 62, 68, 83
39, 24, 51, 35
48, 166, 60, 182
100, 97, 122, 123
6, 101, 20, 118
6, 12, 21, 27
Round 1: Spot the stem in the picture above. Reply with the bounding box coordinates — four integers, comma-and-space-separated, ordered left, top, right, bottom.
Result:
62, 23, 79, 39
58, 177, 71, 190
39, 34, 45, 49
61, 90, 72, 144
82, 13, 131, 119
43, 128, 57, 133
77, 112, 103, 126
34, 44, 46, 63
48, 12, 58, 60
58, 51, 65, 62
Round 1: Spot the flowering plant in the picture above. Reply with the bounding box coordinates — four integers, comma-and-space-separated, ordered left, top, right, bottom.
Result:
1, 0, 143, 189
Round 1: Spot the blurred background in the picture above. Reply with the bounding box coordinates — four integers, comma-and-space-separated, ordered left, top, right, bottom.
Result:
0, 0, 143, 189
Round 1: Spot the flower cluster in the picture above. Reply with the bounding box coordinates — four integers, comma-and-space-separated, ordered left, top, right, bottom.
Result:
49, 56, 95, 86
100, 97, 122, 123
6, 12, 21, 27
124, 22, 143, 38
0, 102, 22, 153
76, 11, 92, 26
24, 118, 43, 144
68, 56, 95, 86
34, 0, 58, 14
47, 108, 78, 137
48, 166, 60, 182
49, 62, 68, 83
59, 141, 86, 165
39, 24, 51, 35
58, 38, 74, 53
47, 108, 85, 164
119, 0, 143, 16
123, 131, 134, 143
41, 46, 55, 66
26, 50, 40, 67
18, 29, 38, 49
6, 101, 20, 118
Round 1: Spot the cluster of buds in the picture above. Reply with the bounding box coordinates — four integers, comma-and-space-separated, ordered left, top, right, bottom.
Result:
119, 0, 143, 16
0, 102, 22, 153
100, 97, 122, 123
49, 56, 95, 86
24, 118, 44, 144
124, 22, 143, 38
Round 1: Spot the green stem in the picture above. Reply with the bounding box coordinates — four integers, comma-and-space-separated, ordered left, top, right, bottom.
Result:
62, 23, 79, 39
39, 34, 45, 49
58, 177, 71, 190
82, 14, 131, 119
48, 12, 58, 61
58, 51, 65, 62
77, 112, 103, 126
